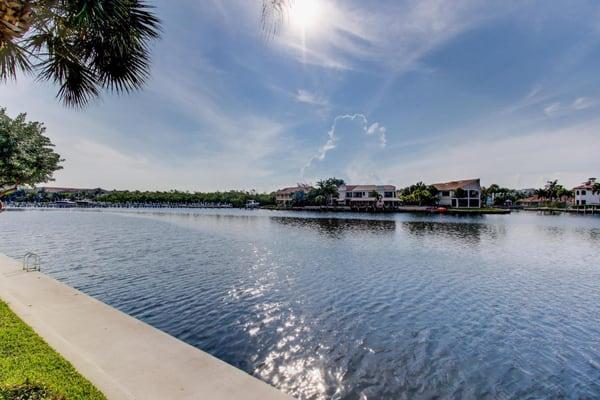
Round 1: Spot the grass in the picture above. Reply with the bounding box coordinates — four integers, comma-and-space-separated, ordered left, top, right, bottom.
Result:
0, 301, 106, 400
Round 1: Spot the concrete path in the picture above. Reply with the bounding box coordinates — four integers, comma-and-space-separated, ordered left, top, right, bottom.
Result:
0, 254, 294, 400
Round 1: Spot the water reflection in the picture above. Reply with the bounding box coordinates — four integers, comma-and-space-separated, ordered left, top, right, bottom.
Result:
401, 220, 506, 243
271, 216, 396, 238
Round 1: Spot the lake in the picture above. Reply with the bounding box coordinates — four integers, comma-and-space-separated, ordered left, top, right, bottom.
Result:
1, 209, 599, 399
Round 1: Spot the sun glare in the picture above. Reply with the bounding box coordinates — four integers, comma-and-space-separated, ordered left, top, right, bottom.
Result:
290, 0, 322, 33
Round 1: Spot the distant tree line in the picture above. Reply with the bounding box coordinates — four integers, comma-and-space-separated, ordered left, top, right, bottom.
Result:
6, 189, 276, 208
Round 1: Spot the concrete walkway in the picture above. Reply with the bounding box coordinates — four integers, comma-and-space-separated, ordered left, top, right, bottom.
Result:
0, 254, 293, 400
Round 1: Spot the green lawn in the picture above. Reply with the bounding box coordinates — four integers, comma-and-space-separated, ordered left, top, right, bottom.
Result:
0, 301, 106, 400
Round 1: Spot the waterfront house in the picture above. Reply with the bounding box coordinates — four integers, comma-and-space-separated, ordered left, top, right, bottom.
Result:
337, 184, 399, 209
432, 179, 481, 208
573, 178, 600, 206
275, 185, 312, 207
516, 195, 544, 208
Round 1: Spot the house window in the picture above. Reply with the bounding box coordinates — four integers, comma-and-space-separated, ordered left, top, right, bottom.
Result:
384, 192, 394, 198
354, 192, 363, 198
469, 190, 479, 197
576, 200, 580, 205
582, 190, 587, 195
582, 200, 587, 205
346, 192, 352, 198
441, 191, 450, 197
576, 190, 580, 195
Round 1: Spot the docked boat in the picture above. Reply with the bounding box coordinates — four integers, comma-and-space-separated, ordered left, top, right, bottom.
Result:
245, 200, 260, 209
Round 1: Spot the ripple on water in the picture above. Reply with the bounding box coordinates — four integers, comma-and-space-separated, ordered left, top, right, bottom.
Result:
1, 209, 600, 399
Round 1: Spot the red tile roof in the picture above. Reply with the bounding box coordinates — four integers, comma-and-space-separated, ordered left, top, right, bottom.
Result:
573, 179, 597, 190
432, 179, 480, 191
276, 186, 311, 195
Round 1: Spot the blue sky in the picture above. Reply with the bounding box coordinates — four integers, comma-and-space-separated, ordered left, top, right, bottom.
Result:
2, 0, 600, 191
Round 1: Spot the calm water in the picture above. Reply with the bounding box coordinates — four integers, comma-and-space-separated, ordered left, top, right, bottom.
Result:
1, 209, 600, 399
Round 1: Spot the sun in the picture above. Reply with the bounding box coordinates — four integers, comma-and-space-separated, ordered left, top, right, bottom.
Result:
290, 0, 322, 33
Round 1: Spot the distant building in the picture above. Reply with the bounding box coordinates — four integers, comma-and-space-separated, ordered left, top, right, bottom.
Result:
573, 178, 600, 206
516, 195, 544, 208
432, 179, 481, 208
275, 186, 312, 207
337, 184, 399, 208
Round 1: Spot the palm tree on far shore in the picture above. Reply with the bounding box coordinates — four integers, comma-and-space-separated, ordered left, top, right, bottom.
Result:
592, 182, 600, 195
1, 0, 160, 107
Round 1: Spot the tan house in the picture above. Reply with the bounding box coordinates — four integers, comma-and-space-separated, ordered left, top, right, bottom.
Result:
337, 184, 399, 208
516, 195, 544, 208
432, 179, 481, 208
275, 186, 312, 207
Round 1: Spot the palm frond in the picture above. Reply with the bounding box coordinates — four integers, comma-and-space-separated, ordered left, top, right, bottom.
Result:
37, 34, 100, 107
0, 40, 32, 80
261, 0, 293, 38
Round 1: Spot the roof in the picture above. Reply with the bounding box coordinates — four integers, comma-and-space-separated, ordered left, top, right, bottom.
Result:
276, 186, 311, 195
573, 179, 597, 190
343, 185, 396, 191
517, 195, 543, 203
432, 179, 480, 191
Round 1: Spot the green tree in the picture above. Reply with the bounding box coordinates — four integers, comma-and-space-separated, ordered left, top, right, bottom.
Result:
315, 177, 344, 205
545, 180, 558, 201
454, 188, 467, 199
592, 182, 600, 195
397, 182, 438, 206
1, 0, 160, 107
0, 108, 62, 194
369, 190, 382, 201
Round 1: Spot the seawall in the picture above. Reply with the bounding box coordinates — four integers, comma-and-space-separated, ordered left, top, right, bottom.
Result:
0, 254, 293, 400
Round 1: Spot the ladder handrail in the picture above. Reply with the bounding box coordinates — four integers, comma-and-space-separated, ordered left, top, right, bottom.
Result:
23, 252, 41, 272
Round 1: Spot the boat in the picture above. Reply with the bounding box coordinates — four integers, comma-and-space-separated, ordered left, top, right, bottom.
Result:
245, 200, 260, 209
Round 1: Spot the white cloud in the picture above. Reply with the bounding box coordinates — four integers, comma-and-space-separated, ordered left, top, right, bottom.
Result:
543, 97, 595, 117
367, 122, 387, 147
295, 89, 329, 107
544, 102, 561, 116
271, 0, 510, 72
301, 113, 387, 178
571, 97, 593, 110
378, 119, 600, 189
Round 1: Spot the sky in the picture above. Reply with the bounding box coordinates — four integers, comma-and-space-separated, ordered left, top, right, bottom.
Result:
2, 0, 600, 192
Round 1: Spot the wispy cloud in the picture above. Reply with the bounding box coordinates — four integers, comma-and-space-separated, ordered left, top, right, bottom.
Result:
544, 102, 562, 116
572, 97, 594, 110
273, 0, 511, 72
301, 113, 387, 178
295, 89, 329, 107
543, 97, 595, 117
378, 118, 600, 189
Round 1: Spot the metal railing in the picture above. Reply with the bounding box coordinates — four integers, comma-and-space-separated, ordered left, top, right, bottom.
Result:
23, 252, 41, 272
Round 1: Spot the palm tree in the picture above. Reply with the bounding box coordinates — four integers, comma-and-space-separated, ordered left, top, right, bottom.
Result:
1, 0, 160, 107
261, 0, 293, 37
545, 180, 558, 202
592, 182, 600, 195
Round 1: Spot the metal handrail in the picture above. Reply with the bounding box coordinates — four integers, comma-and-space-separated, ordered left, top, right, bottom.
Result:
23, 252, 41, 272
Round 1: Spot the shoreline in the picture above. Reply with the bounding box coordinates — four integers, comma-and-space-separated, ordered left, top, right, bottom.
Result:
0, 254, 293, 400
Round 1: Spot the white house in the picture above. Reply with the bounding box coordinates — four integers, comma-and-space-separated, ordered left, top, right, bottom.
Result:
573, 178, 600, 206
337, 184, 399, 208
432, 179, 481, 208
